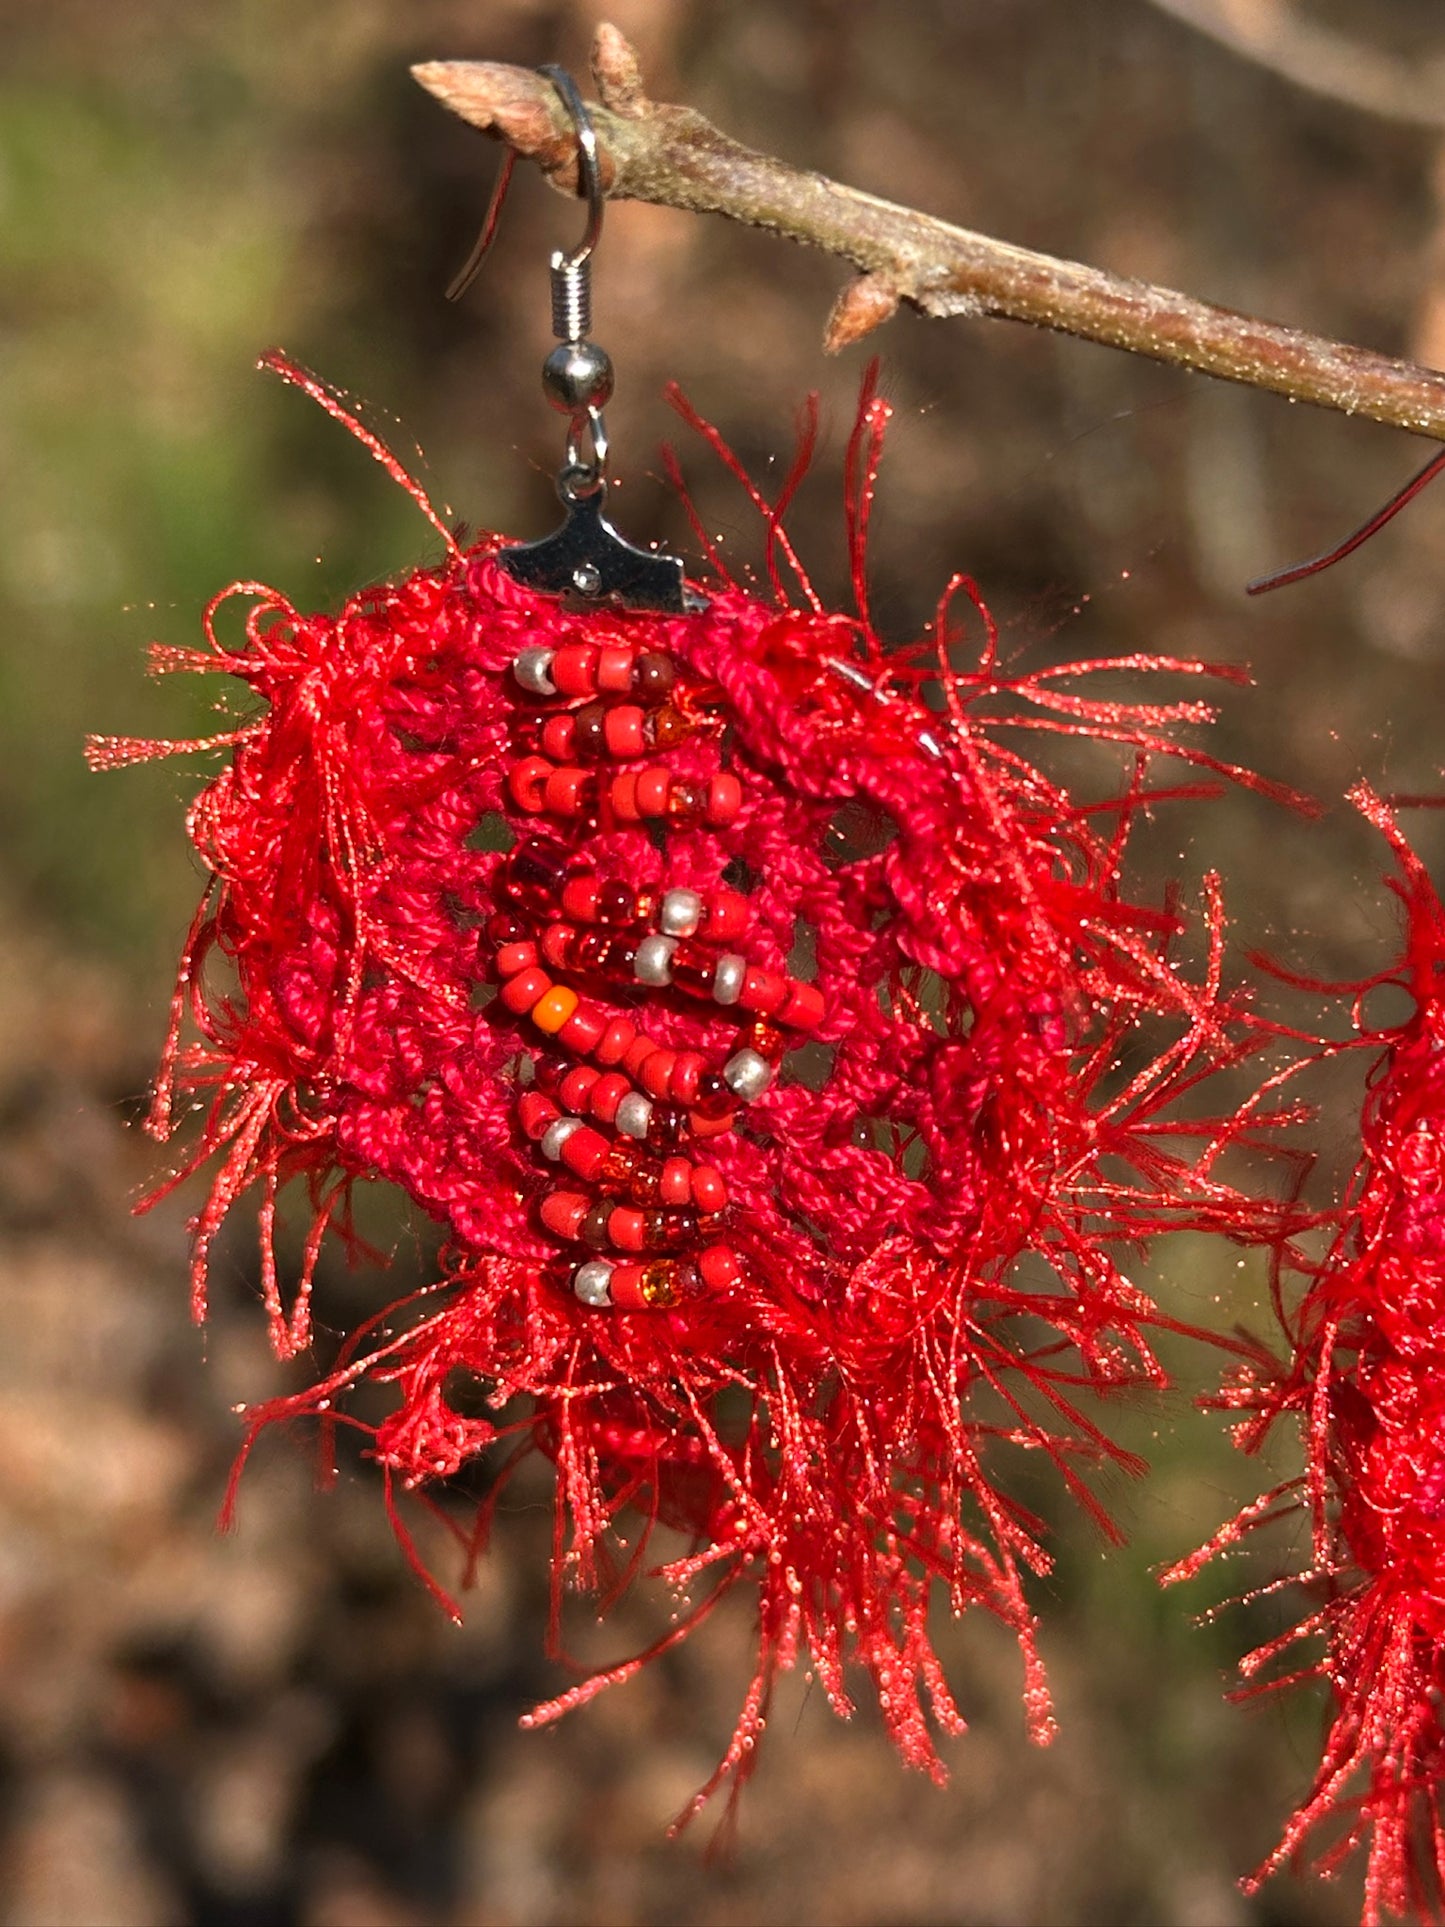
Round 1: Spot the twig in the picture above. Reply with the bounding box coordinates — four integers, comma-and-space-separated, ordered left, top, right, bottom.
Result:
412, 24, 1445, 445
1146, 0, 1445, 134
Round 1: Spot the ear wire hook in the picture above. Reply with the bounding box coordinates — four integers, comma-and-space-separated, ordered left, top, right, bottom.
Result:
452, 64, 701, 614
445, 65, 603, 304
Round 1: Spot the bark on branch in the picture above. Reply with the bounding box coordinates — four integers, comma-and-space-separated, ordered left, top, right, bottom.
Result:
413, 23, 1445, 445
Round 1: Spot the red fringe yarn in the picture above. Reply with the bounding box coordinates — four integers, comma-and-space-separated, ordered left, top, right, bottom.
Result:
1168, 785, 1445, 1924
97, 355, 1299, 1820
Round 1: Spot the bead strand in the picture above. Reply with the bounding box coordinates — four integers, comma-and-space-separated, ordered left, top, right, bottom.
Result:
497, 633, 832, 1310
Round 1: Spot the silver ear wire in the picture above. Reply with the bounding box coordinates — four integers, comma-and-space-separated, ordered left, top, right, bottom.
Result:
485, 65, 704, 615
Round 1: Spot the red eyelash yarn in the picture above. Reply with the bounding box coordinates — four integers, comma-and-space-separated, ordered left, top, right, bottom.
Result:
93, 354, 1297, 1818
1169, 786, 1445, 1925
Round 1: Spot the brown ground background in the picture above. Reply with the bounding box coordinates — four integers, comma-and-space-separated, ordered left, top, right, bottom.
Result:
3, 3, 1445, 1922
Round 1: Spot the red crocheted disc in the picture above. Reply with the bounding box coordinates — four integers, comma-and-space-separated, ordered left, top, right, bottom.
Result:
94, 358, 1296, 1816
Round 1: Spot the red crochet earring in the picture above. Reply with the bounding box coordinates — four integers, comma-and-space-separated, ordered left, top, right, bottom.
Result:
92, 68, 1300, 1820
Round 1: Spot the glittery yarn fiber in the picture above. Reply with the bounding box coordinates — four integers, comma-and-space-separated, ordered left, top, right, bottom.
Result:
1171, 785, 1445, 1926
93, 357, 1295, 1819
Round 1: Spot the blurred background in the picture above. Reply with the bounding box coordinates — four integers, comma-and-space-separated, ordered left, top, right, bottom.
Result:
3, 1, 1444, 1921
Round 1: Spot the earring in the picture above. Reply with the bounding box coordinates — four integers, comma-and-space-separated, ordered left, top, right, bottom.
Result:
90, 64, 1300, 1817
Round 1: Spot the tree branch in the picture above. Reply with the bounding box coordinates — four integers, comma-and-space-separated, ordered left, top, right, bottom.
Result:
412, 23, 1445, 445
1145, 0, 1445, 134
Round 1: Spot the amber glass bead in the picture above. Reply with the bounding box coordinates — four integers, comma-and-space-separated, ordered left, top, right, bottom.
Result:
628, 1164, 662, 1208
739, 1020, 786, 1062
639, 1262, 677, 1308
600, 1144, 639, 1186
668, 780, 705, 818
650, 705, 690, 749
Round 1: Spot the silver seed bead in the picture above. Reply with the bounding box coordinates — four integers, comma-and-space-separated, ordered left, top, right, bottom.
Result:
541, 1116, 583, 1162
572, 1260, 614, 1308
513, 646, 557, 696
615, 1092, 653, 1140
723, 1048, 773, 1103
659, 888, 703, 938
634, 934, 677, 987
712, 953, 747, 1006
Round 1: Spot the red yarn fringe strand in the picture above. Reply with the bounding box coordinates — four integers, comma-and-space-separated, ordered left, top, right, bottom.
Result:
1169, 786, 1445, 1924
98, 356, 1299, 1820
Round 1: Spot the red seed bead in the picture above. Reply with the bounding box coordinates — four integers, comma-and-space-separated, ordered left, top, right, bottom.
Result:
700, 1244, 743, 1290
636, 767, 671, 818
739, 967, 789, 1016
595, 1018, 635, 1067
703, 891, 750, 942
595, 879, 634, 925
558, 1002, 608, 1056
561, 874, 602, 922
506, 840, 569, 910
609, 772, 641, 822
550, 645, 599, 696
580, 1201, 613, 1248
560, 1126, 610, 1183
692, 1070, 734, 1120
666, 943, 715, 998
573, 704, 608, 760
624, 1036, 655, 1081
531, 1053, 567, 1095
609, 1207, 648, 1253
671, 1260, 705, 1303
604, 705, 647, 758
500, 966, 551, 1014
631, 651, 675, 702
507, 756, 552, 813
487, 910, 530, 945
541, 715, 574, 762
608, 1262, 647, 1309
640, 1050, 677, 1099
670, 1052, 706, 1103
691, 1164, 728, 1213
540, 922, 574, 970
540, 1191, 590, 1240
646, 1104, 690, 1152
494, 940, 537, 978
780, 981, 826, 1030
659, 1157, 692, 1206
559, 1065, 600, 1112
597, 645, 635, 693
590, 1072, 630, 1122
646, 1207, 699, 1250
518, 1092, 559, 1140
706, 773, 744, 825
543, 766, 590, 817
688, 1111, 735, 1138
